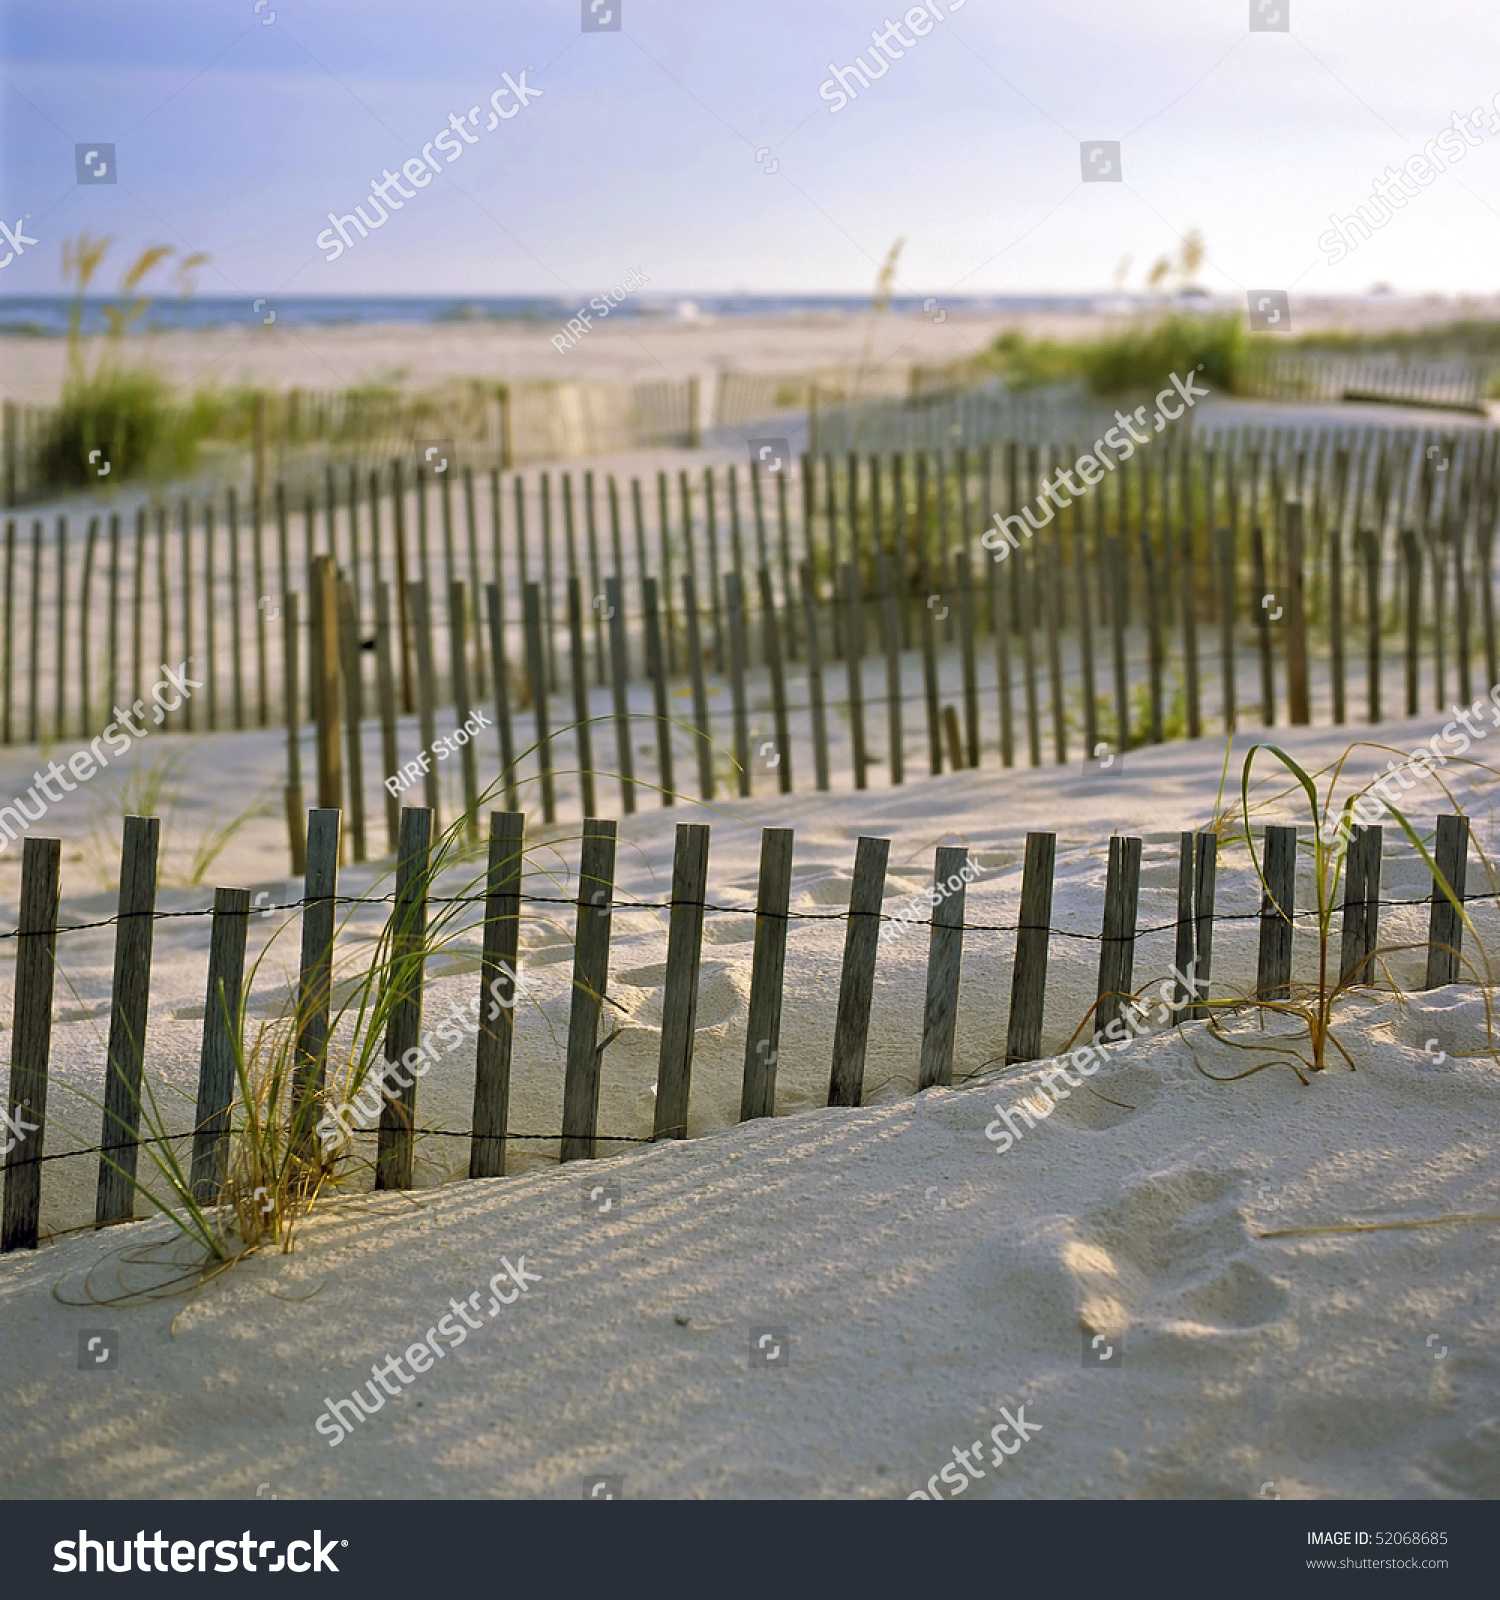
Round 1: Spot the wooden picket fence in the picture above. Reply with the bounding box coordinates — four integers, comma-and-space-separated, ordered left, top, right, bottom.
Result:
0, 800, 1481, 1254
5, 417, 1500, 783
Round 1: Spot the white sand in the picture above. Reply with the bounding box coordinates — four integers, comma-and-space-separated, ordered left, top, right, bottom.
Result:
1, 711, 1498, 1498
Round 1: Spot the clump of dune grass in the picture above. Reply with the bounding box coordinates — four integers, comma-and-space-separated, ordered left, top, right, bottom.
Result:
37, 233, 213, 491
1185, 741, 1497, 1084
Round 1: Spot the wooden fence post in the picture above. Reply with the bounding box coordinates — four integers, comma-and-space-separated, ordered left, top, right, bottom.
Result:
1005, 831, 1055, 1065
726, 571, 751, 797
283, 591, 306, 875
918, 845, 968, 1089
654, 822, 710, 1139
311, 555, 343, 815
523, 582, 555, 824
1358, 529, 1381, 723
957, 551, 980, 767
643, 576, 674, 804
375, 581, 401, 851
1095, 834, 1142, 1035
843, 561, 868, 790
449, 579, 480, 842
1339, 823, 1382, 986
470, 810, 525, 1178
336, 574, 367, 862
1401, 528, 1422, 716
1, 837, 61, 1252
376, 805, 432, 1190
94, 815, 161, 1227
410, 581, 442, 829
560, 819, 617, 1162
1255, 825, 1296, 1000
292, 808, 341, 1153
567, 575, 596, 821
827, 835, 890, 1107
800, 560, 830, 793
605, 575, 635, 814
188, 886, 251, 1203
740, 827, 794, 1121
879, 557, 903, 785
1425, 812, 1470, 989
758, 566, 793, 794
1285, 501, 1310, 725
1216, 526, 1236, 733
484, 582, 519, 813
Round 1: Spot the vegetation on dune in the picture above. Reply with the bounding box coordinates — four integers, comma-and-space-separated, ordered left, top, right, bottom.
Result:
38, 233, 222, 490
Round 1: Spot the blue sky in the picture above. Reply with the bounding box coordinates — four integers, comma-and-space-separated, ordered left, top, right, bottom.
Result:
2, 0, 1499, 301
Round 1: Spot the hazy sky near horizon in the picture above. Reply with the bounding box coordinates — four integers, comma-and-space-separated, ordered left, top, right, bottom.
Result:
3, 0, 1500, 305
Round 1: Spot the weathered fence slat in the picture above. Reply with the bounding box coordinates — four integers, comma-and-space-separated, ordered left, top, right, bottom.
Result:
483, 582, 519, 814
682, 571, 713, 801
1285, 501, 1310, 725
522, 582, 555, 824
1095, 834, 1143, 1034
654, 821, 711, 1140
1339, 823, 1382, 986
449, 579, 480, 842
376, 805, 432, 1190
1005, 831, 1056, 1065
1256, 825, 1296, 1000
470, 809, 525, 1178
567, 574, 596, 821
560, 819, 617, 1161
800, 560, 830, 792
409, 580, 442, 828
643, 575, 674, 804
843, 561, 868, 790
375, 581, 401, 850
1426, 812, 1470, 989
740, 827, 794, 1121
1, 836, 61, 1252
759, 565, 793, 794
828, 834, 890, 1108
282, 591, 306, 875
336, 573, 368, 862
725, 571, 751, 797
188, 886, 251, 1203
94, 814, 161, 1227
292, 808, 341, 1157
605, 575, 635, 813
918, 845, 968, 1089
879, 558, 904, 785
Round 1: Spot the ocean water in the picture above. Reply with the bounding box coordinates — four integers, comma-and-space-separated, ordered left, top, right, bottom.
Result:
0, 293, 1110, 338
